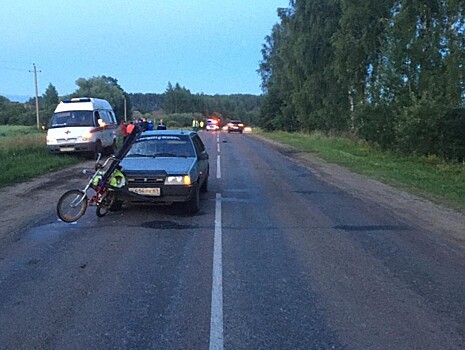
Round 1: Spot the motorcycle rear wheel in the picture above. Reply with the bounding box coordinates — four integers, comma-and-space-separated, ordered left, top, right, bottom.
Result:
57, 189, 88, 223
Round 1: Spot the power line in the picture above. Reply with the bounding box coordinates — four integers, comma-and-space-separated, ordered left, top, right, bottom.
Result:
0, 60, 32, 72
0, 59, 32, 65
0, 66, 29, 72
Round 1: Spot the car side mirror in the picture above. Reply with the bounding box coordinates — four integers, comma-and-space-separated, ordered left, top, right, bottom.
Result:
199, 152, 209, 160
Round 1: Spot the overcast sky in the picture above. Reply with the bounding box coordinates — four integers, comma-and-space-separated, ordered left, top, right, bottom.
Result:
0, 0, 289, 100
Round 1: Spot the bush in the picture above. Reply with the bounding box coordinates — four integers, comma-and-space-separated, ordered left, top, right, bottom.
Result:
395, 98, 444, 156
353, 104, 396, 150
438, 108, 465, 162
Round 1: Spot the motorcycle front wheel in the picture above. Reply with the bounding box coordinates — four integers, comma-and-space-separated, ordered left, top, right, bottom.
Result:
57, 189, 88, 223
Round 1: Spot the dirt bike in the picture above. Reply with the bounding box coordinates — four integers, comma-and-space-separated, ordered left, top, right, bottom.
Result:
56, 125, 142, 223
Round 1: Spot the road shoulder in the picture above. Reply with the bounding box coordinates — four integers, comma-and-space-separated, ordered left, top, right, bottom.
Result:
0, 161, 93, 246
252, 134, 465, 245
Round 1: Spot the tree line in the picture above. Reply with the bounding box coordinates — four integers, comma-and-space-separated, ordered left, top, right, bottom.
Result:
0, 76, 130, 127
259, 0, 465, 161
1, 78, 261, 128
131, 82, 261, 125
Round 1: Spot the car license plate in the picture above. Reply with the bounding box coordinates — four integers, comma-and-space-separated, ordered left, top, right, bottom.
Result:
129, 187, 161, 196
60, 147, 74, 152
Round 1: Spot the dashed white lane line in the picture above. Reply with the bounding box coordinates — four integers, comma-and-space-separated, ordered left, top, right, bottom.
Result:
216, 133, 221, 179
209, 193, 224, 350
216, 155, 221, 179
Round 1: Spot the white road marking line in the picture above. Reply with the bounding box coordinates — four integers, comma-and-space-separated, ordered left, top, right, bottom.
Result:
209, 193, 224, 350
216, 155, 221, 179
217, 142, 220, 153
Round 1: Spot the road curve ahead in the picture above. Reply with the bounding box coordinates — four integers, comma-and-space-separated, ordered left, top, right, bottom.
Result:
0, 130, 464, 349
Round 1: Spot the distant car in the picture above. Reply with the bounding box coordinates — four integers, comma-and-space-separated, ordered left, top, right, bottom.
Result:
227, 120, 245, 133
114, 130, 209, 213
206, 118, 220, 131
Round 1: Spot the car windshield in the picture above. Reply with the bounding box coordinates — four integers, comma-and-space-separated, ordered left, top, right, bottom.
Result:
126, 135, 196, 158
49, 111, 95, 128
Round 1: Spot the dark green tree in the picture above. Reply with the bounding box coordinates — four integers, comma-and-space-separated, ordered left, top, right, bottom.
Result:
163, 82, 195, 114
42, 83, 59, 126
0, 96, 35, 125
258, 8, 295, 130
332, 0, 392, 125
72, 76, 128, 120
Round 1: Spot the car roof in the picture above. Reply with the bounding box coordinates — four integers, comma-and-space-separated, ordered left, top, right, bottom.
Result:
140, 130, 196, 137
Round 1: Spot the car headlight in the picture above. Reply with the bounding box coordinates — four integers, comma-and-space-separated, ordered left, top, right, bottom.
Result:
81, 131, 92, 141
165, 175, 191, 185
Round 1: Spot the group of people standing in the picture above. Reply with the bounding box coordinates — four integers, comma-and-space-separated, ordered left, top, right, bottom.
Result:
119, 117, 166, 142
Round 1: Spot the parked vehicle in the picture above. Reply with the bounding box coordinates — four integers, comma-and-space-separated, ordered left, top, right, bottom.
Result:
46, 97, 119, 158
115, 130, 209, 213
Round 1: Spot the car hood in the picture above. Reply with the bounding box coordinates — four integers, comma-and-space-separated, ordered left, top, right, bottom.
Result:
121, 157, 195, 174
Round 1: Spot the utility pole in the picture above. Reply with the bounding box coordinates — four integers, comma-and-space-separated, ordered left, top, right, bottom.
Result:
124, 96, 127, 121
30, 63, 41, 129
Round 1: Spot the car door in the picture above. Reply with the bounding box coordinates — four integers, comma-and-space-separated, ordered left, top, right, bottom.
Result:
99, 110, 113, 147
192, 134, 209, 183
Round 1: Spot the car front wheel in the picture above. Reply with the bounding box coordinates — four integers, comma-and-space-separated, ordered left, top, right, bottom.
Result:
185, 184, 200, 214
200, 175, 208, 193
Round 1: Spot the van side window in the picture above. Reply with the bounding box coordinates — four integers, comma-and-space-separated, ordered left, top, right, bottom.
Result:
109, 111, 117, 124
100, 110, 111, 125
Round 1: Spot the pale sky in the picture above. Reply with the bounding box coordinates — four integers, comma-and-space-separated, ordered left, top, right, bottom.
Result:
0, 0, 289, 100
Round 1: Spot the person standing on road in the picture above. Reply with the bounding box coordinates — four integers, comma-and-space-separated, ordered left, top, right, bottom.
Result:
119, 120, 128, 143
192, 119, 199, 131
141, 117, 149, 131
126, 121, 135, 134
157, 119, 167, 130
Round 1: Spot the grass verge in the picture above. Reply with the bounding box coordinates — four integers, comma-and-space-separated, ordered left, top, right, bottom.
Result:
0, 126, 83, 188
257, 131, 465, 211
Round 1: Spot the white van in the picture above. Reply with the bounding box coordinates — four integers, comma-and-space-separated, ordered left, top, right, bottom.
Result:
46, 97, 119, 157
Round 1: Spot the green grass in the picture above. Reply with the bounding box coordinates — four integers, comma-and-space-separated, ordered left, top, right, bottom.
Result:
0, 126, 83, 188
258, 131, 465, 211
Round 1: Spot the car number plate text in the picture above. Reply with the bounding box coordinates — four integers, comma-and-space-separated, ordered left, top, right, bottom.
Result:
129, 187, 161, 196
60, 147, 74, 152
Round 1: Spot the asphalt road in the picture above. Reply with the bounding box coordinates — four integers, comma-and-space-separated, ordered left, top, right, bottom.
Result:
0, 131, 464, 349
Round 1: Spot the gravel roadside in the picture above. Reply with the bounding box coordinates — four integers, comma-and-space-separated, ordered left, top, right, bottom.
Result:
0, 161, 94, 245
